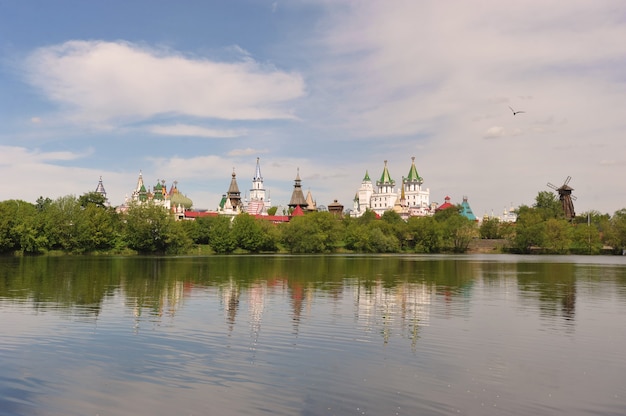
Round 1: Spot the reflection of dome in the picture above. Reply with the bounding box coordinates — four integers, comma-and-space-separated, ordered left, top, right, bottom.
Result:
171, 191, 193, 209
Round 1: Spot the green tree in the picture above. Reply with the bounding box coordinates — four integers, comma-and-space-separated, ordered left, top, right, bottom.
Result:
571, 222, 602, 254
164, 220, 193, 254
343, 220, 370, 252
209, 215, 236, 253
256, 219, 279, 252
43, 195, 82, 252
0, 200, 36, 253
186, 215, 215, 244
281, 212, 341, 253
534, 191, 563, 220
543, 218, 572, 253
232, 213, 267, 252
510, 206, 546, 253
479, 217, 502, 239
406, 216, 442, 253
267, 206, 278, 216
435, 207, 477, 252
78, 192, 108, 209
343, 218, 401, 253
380, 210, 408, 249
123, 203, 172, 253
75, 204, 114, 252
607, 209, 626, 253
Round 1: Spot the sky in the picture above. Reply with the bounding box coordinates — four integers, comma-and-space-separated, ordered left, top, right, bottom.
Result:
1, 1, 625, 217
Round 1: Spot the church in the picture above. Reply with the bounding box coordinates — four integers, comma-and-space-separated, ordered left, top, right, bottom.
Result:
117, 171, 193, 219
218, 157, 275, 216
352, 157, 434, 218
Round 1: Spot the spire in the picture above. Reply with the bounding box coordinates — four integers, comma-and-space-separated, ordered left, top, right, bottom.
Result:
378, 160, 394, 185
305, 189, 317, 211
95, 176, 107, 199
289, 168, 308, 208
254, 157, 263, 181
227, 168, 241, 209
406, 156, 423, 183
363, 170, 371, 182
460, 196, 477, 221
135, 170, 144, 193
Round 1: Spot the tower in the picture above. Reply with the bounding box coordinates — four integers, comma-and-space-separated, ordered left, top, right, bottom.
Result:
371, 160, 396, 215
94, 176, 109, 205
227, 168, 241, 210
356, 170, 374, 215
403, 156, 430, 215
288, 168, 308, 209
132, 170, 148, 202
248, 157, 270, 214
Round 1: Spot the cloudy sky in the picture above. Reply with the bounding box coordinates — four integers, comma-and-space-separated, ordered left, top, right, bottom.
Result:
1, 1, 625, 216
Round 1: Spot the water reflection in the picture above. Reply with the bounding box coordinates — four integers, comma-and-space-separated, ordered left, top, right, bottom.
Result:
1, 255, 626, 415
2, 255, 626, 333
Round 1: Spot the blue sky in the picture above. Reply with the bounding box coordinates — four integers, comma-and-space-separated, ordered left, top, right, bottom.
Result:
1, 1, 626, 216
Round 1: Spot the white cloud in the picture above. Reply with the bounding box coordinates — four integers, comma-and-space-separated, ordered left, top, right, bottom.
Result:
484, 126, 505, 139
148, 124, 246, 138
300, 0, 626, 216
0, 145, 89, 163
0, 145, 115, 203
24, 40, 305, 126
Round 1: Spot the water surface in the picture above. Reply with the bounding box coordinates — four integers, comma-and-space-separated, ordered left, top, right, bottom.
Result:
1, 254, 625, 415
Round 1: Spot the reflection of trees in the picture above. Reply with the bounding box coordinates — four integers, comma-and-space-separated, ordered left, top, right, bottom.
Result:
516, 262, 578, 322
0, 256, 120, 317
5, 255, 625, 346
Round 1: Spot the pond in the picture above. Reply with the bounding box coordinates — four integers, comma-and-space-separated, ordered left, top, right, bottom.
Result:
1, 254, 625, 415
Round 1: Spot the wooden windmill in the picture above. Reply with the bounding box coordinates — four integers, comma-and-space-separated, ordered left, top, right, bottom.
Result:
547, 176, 576, 220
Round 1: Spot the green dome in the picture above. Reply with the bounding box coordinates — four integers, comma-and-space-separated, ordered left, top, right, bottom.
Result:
170, 192, 193, 209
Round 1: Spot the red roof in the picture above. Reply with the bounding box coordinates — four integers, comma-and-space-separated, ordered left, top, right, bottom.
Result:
437, 196, 454, 211
253, 214, 290, 223
184, 211, 219, 219
291, 205, 305, 216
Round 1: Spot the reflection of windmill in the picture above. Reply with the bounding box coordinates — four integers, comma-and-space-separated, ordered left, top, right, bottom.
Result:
547, 176, 576, 220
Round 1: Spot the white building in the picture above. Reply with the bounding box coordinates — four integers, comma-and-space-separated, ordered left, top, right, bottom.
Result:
245, 157, 271, 215
352, 157, 432, 218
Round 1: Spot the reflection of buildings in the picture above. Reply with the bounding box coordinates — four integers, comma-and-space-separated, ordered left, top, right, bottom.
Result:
223, 278, 240, 331
354, 281, 432, 345
249, 282, 266, 351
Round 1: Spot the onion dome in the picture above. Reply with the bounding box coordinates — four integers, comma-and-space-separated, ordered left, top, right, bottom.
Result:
171, 191, 193, 209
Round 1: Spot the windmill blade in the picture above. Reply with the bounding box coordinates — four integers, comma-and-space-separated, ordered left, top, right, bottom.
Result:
564, 176, 571, 186
571, 195, 577, 201
547, 182, 558, 190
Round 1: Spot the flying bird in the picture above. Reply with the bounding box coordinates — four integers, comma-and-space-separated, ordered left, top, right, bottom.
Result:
508, 106, 525, 116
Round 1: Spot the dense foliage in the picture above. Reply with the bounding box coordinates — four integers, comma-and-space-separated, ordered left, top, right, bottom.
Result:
1, 190, 625, 256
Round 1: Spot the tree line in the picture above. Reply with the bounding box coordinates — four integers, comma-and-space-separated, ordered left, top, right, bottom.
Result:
1, 190, 625, 255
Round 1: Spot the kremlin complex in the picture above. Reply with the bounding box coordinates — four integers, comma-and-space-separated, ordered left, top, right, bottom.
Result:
101, 157, 505, 223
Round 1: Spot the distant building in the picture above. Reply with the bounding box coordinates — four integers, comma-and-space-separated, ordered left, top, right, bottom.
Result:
288, 168, 309, 210
244, 157, 271, 215
305, 189, 317, 212
218, 168, 243, 216
437, 195, 478, 222
352, 157, 432, 217
460, 196, 477, 221
94, 176, 109, 206
117, 171, 193, 216
484, 204, 517, 223
328, 200, 344, 218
